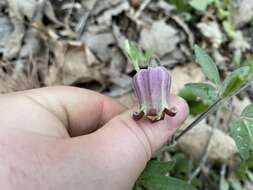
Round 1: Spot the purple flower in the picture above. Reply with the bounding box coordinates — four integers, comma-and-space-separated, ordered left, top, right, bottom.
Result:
132, 66, 177, 121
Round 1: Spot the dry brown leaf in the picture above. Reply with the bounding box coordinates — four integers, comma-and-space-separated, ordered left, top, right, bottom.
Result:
178, 117, 238, 165
160, 48, 188, 67
170, 15, 194, 49
148, 0, 175, 14
82, 32, 116, 62
229, 31, 250, 52
96, 1, 130, 25
139, 20, 181, 57
233, 96, 251, 115
19, 29, 47, 58
197, 21, 223, 48
7, 0, 60, 23
0, 60, 40, 93
45, 41, 106, 92
170, 64, 206, 95
0, 15, 13, 54
93, 0, 127, 16
4, 0, 26, 59
0, 73, 40, 93
4, 0, 60, 59
232, 0, 253, 28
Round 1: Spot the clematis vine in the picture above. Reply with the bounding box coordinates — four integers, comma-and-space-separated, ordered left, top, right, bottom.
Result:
125, 40, 177, 122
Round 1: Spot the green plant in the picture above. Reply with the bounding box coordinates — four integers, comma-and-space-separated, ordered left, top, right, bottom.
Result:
166, 0, 189, 12
134, 160, 196, 190
125, 41, 253, 189
178, 45, 253, 160
189, 0, 216, 11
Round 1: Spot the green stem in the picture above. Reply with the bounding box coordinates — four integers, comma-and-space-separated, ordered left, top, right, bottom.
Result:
175, 98, 222, 141
172, 79, 252, 143
133, 60, 140, 72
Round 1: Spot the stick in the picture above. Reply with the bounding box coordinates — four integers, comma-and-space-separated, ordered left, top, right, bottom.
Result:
134, 0, 152, 19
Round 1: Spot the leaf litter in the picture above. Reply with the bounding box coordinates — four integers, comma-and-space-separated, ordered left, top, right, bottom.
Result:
1, 0, 253, 189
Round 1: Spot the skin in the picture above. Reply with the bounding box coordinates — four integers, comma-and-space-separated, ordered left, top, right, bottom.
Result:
0, 86, 188, 190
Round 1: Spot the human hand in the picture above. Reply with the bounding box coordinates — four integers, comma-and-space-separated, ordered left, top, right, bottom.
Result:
0, 86, 188, 190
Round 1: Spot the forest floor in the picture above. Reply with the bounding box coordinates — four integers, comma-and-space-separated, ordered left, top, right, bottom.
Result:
0, 0, 253, 189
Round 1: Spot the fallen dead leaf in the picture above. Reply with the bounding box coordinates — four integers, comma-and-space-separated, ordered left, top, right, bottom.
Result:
82, 31, 116, 63
170, 64, 206, 95
178, 117, 238, 165
233, 96, 251, 115
232, 0, 253, 28
0, 15, 13, 54
197, 21, 223, 48
4, 0, 60, 59
0, 59, 40, 93
229, 31, 250, 52
45, 40, 107, 92
139, 20, 181, 56
96, 1, 130, 25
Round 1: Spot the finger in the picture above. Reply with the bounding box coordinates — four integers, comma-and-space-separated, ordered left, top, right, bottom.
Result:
71, 95, 188, 189
1, 86, 126, 136
94, 95, 189, 159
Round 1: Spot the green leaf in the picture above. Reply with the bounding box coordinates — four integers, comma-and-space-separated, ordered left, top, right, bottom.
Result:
125, 40, 154, 69
140, 176, 196, 190
232, 50, 242, 67
124, 40, 140, 71
136, 160, 196, 190
229, 178, 245, 190
167, 0, 189, 12
219, 66, 250, 98
194, 45, 221, 85
246, 170, 253, 183
179, 87, 209, 115
140, 160, 175, 179
223, 21, 238, 39
230, 117, 253, 160
144, 48, 153, 64
240, 104, 253, 147
230, 104, 253, 160
237, 157, 253, 180
185, 83, 218, 104
189, 0, 215, 11
241, 104, 253, 119
171, 153, 191, 174
243, 54, 253, 74
220, 178, 229, 190
133, 184, 143, 190
218, 8, 231, 20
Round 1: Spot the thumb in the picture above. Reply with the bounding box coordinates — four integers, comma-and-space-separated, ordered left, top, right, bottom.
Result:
96, 95, 189, 160
70, 95, 188, 190
92, 95, 188, 188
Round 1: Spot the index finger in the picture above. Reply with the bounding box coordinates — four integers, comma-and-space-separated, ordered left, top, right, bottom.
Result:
8, 86, 126, 137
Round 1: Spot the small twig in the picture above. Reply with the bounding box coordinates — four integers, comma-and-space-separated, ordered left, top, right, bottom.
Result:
172, 80, 252, 143
134, 0, 152, 19
188, 107, 221, 182
219, 164, 227, 190
170, 15, 194, 49
75, 0, 98, 39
